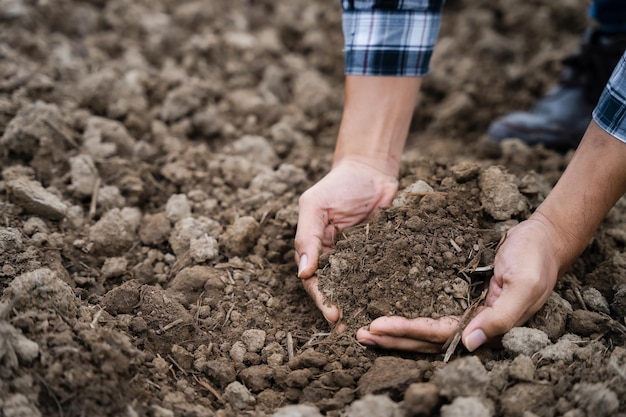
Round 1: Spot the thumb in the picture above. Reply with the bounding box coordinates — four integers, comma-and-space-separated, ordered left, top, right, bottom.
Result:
294, 196, 328, 279
461, 287, 527, 352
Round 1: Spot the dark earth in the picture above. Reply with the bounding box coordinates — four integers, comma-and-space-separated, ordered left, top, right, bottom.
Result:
1, 0, 626, 416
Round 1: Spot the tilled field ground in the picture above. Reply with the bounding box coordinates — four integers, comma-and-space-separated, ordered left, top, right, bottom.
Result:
1, 0, 626, 416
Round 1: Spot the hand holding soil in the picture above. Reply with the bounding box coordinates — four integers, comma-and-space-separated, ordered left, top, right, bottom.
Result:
295, 158, 399, 322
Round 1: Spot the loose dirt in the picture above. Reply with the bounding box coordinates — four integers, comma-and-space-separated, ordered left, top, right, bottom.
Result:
1, 0, 625, 416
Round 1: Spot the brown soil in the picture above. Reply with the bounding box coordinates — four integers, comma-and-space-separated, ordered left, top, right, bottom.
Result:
1, 0, 625, 416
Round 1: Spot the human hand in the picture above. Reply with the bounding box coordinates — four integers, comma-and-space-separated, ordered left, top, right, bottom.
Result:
295, 158, 399, 323
356, 214, 563, 352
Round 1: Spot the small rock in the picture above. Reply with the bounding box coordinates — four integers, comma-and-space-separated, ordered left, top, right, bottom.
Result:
6, 268, 77, 317
169, 217, 222, 257
508, 355, 534, 381
101, 280, 142, 315
272, 404, 323, 417
242, 329, 266, 353
97, 186, 125, 210
284, 369, 312, 388
569, 383, 618, 417
223, 381, 256, 410
528, 292, 572, 341
392, 180, 434, 207
83, 116, 136, 158
479, 166, 527, 221
502, 327, 550, 357
69, 154, 99, 197
239, 365, 274, 393
581, 287, 610, 314
440, 397, 493, 417
450, 161, 481, 182
225, 135, 279, 167
537, 336, 578, 363
1, 101, 68, 156
166, 194, 191, 223
7, 178, 67, 221
432, 356, 489, 400
203, 359, 236, 388
169, 266, 221, 306
170, 345, 193, 370
230, 341, 247, 363
0, 228, 23, 253
22, 217, 48, 236
139, 212, 172, 246
500, 383, 555, 417
189, 235, 219, 263
288, 350, 328, 370
220, 216, 261, 258
101, 257, 128, 279
345, 394, 401, 417
89, 208, 136, 256
358, 357, 431, 400
403, 382, 440, 417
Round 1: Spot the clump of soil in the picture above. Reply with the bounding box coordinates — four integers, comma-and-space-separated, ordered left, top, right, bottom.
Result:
318, 162, 510, 331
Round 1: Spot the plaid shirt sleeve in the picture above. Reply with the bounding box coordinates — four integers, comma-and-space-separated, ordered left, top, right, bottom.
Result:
593, 52, 626, 143
342, 0, 445, 76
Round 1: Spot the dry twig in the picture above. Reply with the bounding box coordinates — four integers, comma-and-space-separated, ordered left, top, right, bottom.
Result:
442, 289, 488, 363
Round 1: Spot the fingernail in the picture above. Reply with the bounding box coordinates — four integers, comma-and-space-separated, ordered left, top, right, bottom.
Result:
357, 337, 377, 347
297, 254, 308, 277
464, 329, 487, 352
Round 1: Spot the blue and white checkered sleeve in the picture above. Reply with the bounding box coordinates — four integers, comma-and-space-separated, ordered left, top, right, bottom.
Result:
593, 52, 626, 143
342, 0, 445, 77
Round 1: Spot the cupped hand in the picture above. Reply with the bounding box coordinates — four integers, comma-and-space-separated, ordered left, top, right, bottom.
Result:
356, 214, 565, 352
295, 158, 399, 323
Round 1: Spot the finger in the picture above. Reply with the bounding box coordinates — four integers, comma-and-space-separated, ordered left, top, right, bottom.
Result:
366, 315, 460, 344
462, 280, 538, 352
300, 275, 341, 323
294, 193, 328, 279
356, 327, 444, 353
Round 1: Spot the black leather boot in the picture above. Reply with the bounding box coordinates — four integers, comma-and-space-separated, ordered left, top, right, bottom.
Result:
487, 28, 626, 150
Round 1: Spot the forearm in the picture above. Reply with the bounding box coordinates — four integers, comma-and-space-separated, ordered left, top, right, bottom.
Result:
333, 75, 422, 177
533, 121, 626, 274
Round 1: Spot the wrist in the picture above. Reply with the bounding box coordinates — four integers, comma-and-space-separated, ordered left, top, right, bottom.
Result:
527, 210, 581, 276
332, 75, 422, 178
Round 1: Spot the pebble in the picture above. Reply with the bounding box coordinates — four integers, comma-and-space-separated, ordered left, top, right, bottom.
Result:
271, 404, 323, 417
189, 235, 219, 263
581, 287, 610, 314
502, 327, 550, 356
69, 154, 99, 197
88, 208, 136, 256
569, 383, 619, 417
392, 180, 434, 207
7, 178, 67, 220
345, 395, 401, 417
403, 382, 440, 417
242, 329, 266, 353
0, 228, 23, 252
440, 397, 493, 417
220, 216, 261, 258
478, 166, 527, 221
223, 381, 256, 409
432, 356, 489, 400
165, 194, 191, 223
139, 212, 171, 245
508, 355, 534, 381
